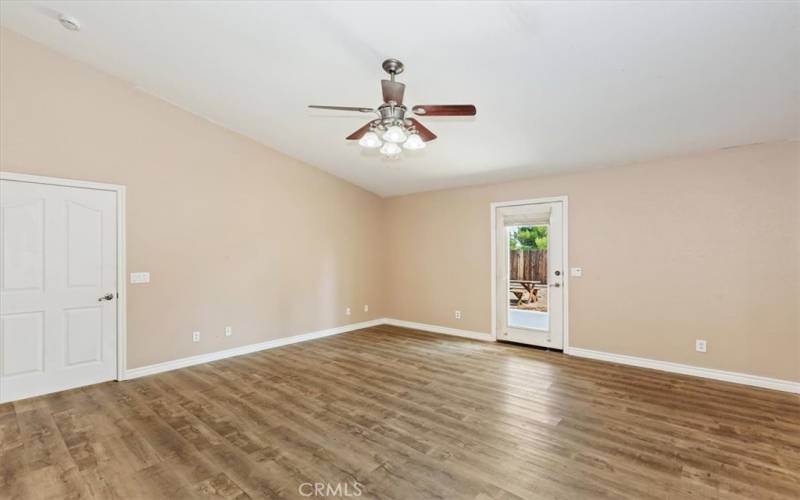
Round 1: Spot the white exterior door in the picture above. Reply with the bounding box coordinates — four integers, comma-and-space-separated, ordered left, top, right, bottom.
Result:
1, 179, 118, 402
495, 200, 566, 349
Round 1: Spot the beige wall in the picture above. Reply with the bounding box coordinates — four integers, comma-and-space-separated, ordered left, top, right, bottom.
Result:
0, 29, 385, 369
3, 29, 798, 383
385, 141, 800, 382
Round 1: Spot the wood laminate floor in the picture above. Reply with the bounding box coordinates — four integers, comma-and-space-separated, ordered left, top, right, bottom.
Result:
1, 325, 798, 499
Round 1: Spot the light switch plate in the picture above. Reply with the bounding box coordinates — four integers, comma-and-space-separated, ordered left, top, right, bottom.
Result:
130, 272, 150, 284
570, 267, 583, 277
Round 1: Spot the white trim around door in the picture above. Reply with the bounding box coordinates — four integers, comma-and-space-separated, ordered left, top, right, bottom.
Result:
490, 196, 569, 349
0, 171, 127, 401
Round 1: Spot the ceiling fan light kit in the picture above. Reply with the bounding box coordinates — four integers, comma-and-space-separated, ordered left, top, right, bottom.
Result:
309, 59, 476, 160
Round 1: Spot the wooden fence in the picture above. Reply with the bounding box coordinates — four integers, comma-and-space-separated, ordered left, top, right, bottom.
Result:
509, 249, 547, 283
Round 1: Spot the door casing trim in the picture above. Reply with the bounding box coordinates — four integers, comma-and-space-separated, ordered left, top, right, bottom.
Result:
490, 196, 569, 348
0, 171, 128, 393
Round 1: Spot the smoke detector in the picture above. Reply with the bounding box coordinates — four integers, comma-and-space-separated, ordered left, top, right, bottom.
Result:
58, 15, 81, 32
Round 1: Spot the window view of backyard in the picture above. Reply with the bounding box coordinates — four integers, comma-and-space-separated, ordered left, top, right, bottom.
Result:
507, 225, 549, 330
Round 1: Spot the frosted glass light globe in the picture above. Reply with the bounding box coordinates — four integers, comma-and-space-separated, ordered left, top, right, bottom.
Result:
358, 131, 382, 149
380, 142, 402, 156
403, 134, 426, 150
382, 125, 407, 144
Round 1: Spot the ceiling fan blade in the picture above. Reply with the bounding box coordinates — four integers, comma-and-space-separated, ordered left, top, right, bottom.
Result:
412, 104, 476, 116
381, 80, 406, 104
406, 118, 437, 142
309, 105, 374, 113
345, 121, 375, 140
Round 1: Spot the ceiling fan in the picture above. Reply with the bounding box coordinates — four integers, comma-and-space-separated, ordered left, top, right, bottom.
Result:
309, 59, 476, 158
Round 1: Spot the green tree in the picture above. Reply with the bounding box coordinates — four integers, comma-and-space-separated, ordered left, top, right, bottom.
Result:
509, 226, 548, 250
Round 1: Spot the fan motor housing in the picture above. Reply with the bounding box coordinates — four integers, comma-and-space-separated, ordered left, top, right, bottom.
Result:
377, 104, 406, 126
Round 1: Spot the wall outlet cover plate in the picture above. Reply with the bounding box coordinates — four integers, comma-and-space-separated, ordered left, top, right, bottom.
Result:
130, 272, 150, 284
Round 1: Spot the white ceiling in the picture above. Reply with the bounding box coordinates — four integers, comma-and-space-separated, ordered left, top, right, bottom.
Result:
1, 1, 798, 196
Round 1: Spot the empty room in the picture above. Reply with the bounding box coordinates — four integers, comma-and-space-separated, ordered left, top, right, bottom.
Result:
0, 1, 798, 499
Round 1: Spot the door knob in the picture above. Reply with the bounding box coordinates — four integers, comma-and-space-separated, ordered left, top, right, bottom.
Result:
550, 283, 561, 288
98, 293, 114, 302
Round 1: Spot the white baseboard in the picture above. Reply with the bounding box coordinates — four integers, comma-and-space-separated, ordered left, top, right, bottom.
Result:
374, 321, 798, 394
565, 347, 800, 394
122, 318, 384, 380
122, 316, 798, 395
382, 318, 495, 342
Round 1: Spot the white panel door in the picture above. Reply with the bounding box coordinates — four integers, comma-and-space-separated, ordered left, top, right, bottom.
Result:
1, 179, 117, 402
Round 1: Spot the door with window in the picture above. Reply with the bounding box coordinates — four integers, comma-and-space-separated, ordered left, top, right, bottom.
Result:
495, 200, 565, 348
1, 178, 118, 403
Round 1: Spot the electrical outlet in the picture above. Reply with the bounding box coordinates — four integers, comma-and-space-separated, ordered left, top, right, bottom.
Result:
346, 307, 351, 316
695, 339, 707, 353
364, 304, 369, 312
192, 331, 200, 343
225, 326, 232, 337
454, 310, 462, 320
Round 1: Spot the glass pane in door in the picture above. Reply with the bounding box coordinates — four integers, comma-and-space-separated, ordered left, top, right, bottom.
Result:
507, 225, 549, 331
